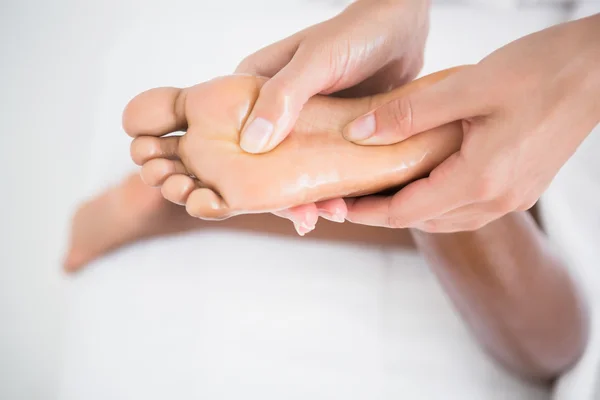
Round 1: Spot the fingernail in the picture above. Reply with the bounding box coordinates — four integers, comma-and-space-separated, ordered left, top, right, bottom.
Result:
345, 113, 376, 142
332, 208, 345, 223
240, 117, 274, 153
319, 210, 345, 223
294, 221, 315, 236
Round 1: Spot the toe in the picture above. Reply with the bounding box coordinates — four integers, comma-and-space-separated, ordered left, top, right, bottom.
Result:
186, 188, 231, 220
161, 174, 197, 205
140, 158, 188, 187
131, 136, 181, 165
63, 248, 86, 273
123, 87, 188, 137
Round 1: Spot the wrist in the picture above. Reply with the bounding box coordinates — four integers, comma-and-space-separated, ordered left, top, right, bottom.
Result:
358, 0, 431, 44
577, 15, 600, 125
385, 0, 431, 17
582, 15, 600, 119
349, 0, 430, 17
554, 14, 600, 128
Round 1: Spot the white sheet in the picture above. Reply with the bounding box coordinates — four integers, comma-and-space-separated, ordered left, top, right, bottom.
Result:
59, 2, 587, 399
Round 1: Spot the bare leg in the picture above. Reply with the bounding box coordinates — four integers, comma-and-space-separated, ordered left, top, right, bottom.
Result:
63, 174, 197, 272
64, 174, 416, 273
410, 212, 588, 380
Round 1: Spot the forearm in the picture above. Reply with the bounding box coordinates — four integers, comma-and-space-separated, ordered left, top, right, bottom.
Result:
411, 211, 588, 381
580, 13, 600, 120
555, 13, 600, 123
348, 0, 431, 27
352, 0, 430, 8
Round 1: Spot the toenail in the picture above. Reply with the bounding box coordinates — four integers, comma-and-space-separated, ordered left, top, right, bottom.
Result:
240, 117, 274, 153
344, 113, 376, 142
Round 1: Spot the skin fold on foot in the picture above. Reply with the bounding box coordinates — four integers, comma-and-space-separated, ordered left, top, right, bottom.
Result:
124, 68, 465, 222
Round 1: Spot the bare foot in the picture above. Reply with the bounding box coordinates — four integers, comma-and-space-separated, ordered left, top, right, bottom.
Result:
124, 68, 464, 223
63, 174, 195, 272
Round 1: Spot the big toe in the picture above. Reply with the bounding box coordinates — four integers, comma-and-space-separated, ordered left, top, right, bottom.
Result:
131, 135, 181, 166
123, 87, 187, 137
140, 158, 188, 187
63, 247, 85, 273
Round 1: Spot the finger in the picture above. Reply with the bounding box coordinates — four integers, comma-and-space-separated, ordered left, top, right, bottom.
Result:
387, 152, 478, 226
239, 44, 330, 154
332, 60, 416, 99
235, 34, 301, 78
433, 200, 508, 222
413, 212, 502, 233
343, 65, 484, 145
347, 152, 473, 228
316, 198, 347, 223
273, 203, 319, 236
344, 195, 397, 228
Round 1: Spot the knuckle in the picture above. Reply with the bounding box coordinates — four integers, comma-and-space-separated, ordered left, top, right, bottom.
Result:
463, 219, 487, 232
326, 40, 351, 82
261, 78, 292, 102
518, 197, 538, 212
478, 160, 499, 181
497, 191, 521, 212
387, 214, 407, 229
297, 42, 336, 85
236, 54, 258, 74
508, 193, 522, 210
419, 220, 442, 233
473, 178, 500, 202
384, 97, 413, 139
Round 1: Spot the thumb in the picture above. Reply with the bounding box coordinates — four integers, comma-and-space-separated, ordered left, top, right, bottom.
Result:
343, 67, 480, 145
239, 45, 330, 154
235, 33, 301, 78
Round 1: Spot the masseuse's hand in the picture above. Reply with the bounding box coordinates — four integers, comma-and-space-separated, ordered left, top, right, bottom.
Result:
236, 0, 429, 234
343, 14, 600, 232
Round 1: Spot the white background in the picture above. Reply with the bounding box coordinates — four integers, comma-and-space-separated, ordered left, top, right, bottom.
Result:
0, 1, 579, 398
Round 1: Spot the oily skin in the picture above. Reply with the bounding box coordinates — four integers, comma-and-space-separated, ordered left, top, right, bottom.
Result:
342, 13, 600, 232
234, 0, 431, 221
125, 69, 463, 222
